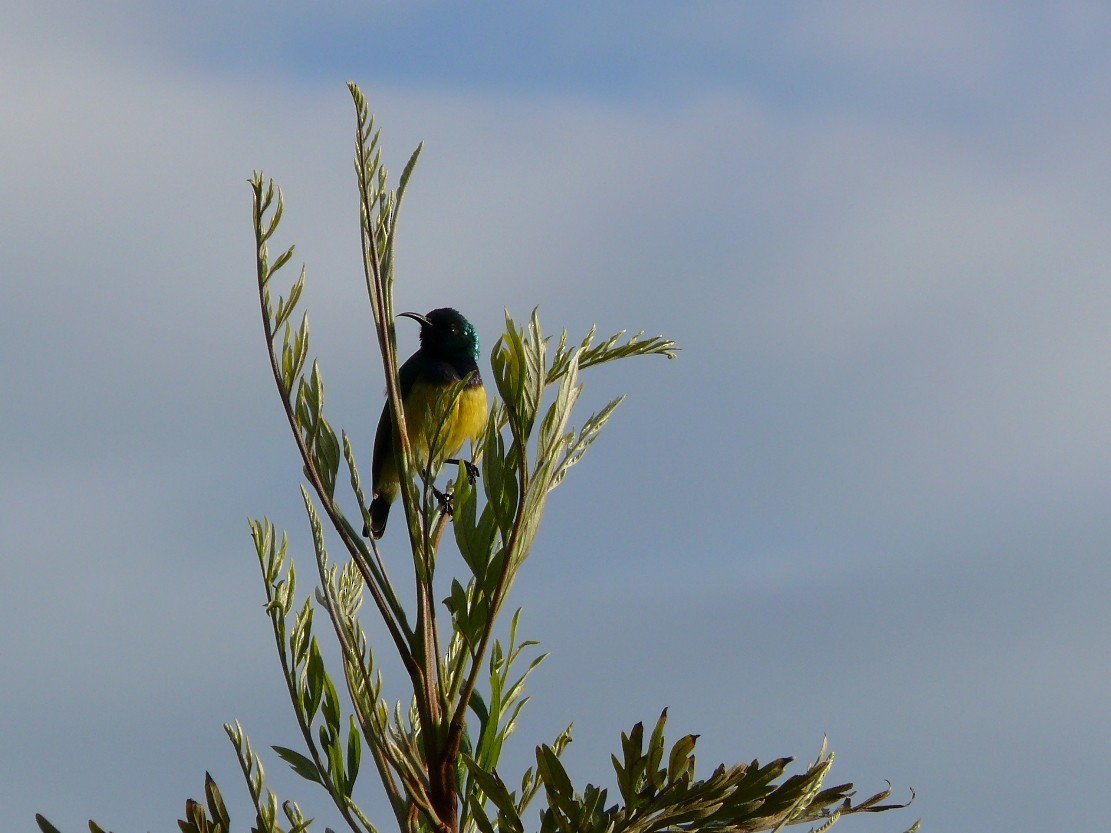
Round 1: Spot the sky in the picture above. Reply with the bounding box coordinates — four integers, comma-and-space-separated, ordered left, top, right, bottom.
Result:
2, 2, 1109, 831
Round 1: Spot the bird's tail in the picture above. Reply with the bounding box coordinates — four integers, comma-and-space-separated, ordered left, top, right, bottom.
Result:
366, 496, 391, 539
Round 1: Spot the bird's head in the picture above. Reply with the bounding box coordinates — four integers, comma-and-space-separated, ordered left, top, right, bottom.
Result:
400, 307, 480, 364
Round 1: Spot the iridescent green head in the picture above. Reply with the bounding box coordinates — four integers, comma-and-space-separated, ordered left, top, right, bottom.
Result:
400, 307, 480, 365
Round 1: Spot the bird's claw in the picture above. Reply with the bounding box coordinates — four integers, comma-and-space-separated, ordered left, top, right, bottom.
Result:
433, 487, 454, 517
446, 457, 480, 481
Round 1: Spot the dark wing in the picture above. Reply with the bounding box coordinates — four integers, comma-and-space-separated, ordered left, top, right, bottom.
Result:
372, 353, 419, 486
371, 353, 456, 482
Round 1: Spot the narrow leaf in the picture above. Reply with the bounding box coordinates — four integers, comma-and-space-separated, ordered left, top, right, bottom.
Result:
272, 745, 323, 785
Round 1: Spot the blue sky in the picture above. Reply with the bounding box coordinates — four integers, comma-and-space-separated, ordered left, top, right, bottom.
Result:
3, 3, 1110, 832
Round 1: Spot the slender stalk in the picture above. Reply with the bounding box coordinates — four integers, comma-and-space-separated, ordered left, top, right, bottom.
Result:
347, 90, 450, 830
252, 176, 416, 677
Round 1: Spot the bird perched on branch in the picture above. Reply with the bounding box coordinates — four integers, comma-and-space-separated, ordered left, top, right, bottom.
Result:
365, 307, 487, 538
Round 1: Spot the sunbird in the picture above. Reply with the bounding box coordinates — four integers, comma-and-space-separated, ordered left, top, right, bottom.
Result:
366, 307, 487, 538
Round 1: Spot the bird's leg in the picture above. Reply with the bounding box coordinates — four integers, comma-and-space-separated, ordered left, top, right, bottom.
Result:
432, 460, 479, 519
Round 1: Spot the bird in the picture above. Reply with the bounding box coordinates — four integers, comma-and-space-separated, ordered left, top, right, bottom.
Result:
365, 307, 487, 538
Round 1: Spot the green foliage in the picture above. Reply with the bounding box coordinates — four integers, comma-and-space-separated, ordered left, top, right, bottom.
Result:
36, 83, 916, 833
463, 711, 918, 833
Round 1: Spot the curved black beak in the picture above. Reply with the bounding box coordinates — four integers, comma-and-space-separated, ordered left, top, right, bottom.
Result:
398, 311, 431, 328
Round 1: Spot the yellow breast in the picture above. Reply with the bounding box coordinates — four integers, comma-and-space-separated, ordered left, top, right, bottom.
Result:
404, 381, 488, 466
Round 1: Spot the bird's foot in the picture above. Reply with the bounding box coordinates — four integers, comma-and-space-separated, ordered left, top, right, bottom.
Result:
433, 487, 454, 517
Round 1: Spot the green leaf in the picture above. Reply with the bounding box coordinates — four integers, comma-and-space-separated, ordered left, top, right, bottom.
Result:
281, 314, 311, 397
314, 417, 341, 496
493, 313, 543, 443
646, 708, 668, 790
469, 689, 490, 726
321, 672, 342, 734
618, 720, 646, 804
397, 141, 423, 198
272, 745, 322, 785
537, 349, 578, 462
283, 800, 314, 833
550, 395, 625, 492
461, 754, 524, 833
469, 803, 497, 833
344, 716, 362, 797
667, 734, 699, 784
273, 263, 304, 329
554, 328, 679, 381
324, 724, 345, 794
482, 427, 520, 539
305, 638, 325, 720
446, 577, 486, 653
271, 243, 295, 277
536, 745, 574, 801
204, 772, 230, 828
452, 465, 495, 580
